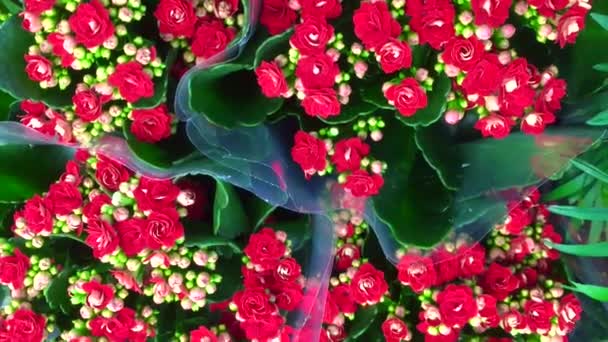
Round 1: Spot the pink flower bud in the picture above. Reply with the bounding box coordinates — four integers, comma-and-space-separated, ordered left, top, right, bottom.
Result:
196, 273, 210, 288
80, 306, 93, 319
501, 24, 516, 39
326, 48, 341, 62
444, 64, 460, 77
20, 13, 42, 32
444, 110, 464, 125
415, 68, 429, 82
371, 161, 383, 174
275, 230, 287, 243
118, 8, 133, 22
32, 237, 44, 248
484, 95, 500, 112
475, 25, 493, 40
459, 11, 474, 25
33, 272, 51, 291
107, 298, 124, 312
103, 36, 118, 50
168, 273, 184, 288
530, 288, 544, 302
394, 306, 406, 318
94, 83, 113, 96
142, 306, 153, 318
39, 41, 52, 54
539, 24, 552, 38
288, 0, 300, 10
351, 43, 363, 55
181, 298, 193, 310
178, 257, 191, 269
354, 61, 368, 79
149, 253, 170, 268
514, 1, 528, 15
112, 207, 129, 222
189, 287, 206, 301
338, 84, 352, 98
135, 48, 154, 65
193, 251, 208, 266
350, 215, 363, 226
217, 333, 232, 342
498, 51, 512, 65
177, 190, 196, 207
67, 214, 81, 228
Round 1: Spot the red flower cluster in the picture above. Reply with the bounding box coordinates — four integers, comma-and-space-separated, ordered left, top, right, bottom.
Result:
0, 308, 46, 342
232, 227, 303, 340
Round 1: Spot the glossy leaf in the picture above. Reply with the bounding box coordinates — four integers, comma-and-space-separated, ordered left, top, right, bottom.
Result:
213, 180, 248, 239
397, 73, 451, 127
414, 123, 461, 190
544, 240, 608, 257
273, 217, 312, 251
319, 86, 377, 125
587, 109, 608, 126
591, 13, 608, 31
564, 281, 608, 302
184, 232, 242, 254
207, 256, 242, 302
548, 205, 608, 221
593, 64, 608, 72
0, 90, 16, 121
0, 17, 73, 107
188, 63, 283, 128
243, 194, 276, 229
346, 306, 379, 340
44, 267, 74, 314
571, 158, 608, 183
253, 29, 293, 67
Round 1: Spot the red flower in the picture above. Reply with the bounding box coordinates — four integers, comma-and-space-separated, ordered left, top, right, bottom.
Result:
240, 314, 284, 341
233, 287, 277, 320
529, 0, 568, 17
329, 284, 357, 314
255, 61, 288, 98
350, 263, 388, 305
108, 62, 155, 103
504, 202, 532, 235
290, 16, 334, 56
334, 243, 360, 271
83, 193, 111, 221
68, 0, 114, 48
47, 181, 83, 215
353, 1, 400, 50
259, 0, 296, 35
213, 0, 239, 17
296, 53, 339, 89
323, 295, 340, 324
508, 236, 534, 262
500, 309, 527, 332
144, 208, 184, 249
274, 257, 301, 283
557, 5, 589, 48
24, 55, 53, 82
190, 326, 217, 342
191, 19, 236, 59
291, 131, 327, 179
111, 270, 142, 293
0, 249, 30, 290
95, 155, 131, 191
437, 284, 478, 328
21, 195, 53, 234
471, 0, 512, 27
442, 36, 485, 72
90, 315, 130, 341
331, 138, 369, 173
131, 105, 173, 143
300, 0, 341, 19
0, 308, 46, 342
431, 248, 459, 285
409, 0, 456, 49
473, 114, 514, 139
557, 293, 582, 331
397, 254, 436, 293
499, 58, 536, 117
462, 54, 502, 96
154, 0, 197, 38
536, 78, 567, 114
85, 218, 119, 258
82, 280, 114, 310
382, 317, 410, 342
275, 282, 303, 311
116, 218, 147, 256
24, 0, 55, 15
481, 263, 519, 300
524, 300, 555, 333
302, 88, 341, 118
47, 33, 75, 67
457, 244, 486, 278
72, 90, 102, 122
477, 294, 499, 328
344, 170, 384, 197
377, 39, 413, 74
133, 177, 180, 212
521, 112, 556, 135
243, 228, 286, 271
385, 78, 428, 117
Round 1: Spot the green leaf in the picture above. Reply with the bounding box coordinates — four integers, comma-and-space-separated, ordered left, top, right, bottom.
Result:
593, 64, 608, 72
319, 86, 377, 125
591, 13, 608, 31
243, 195, 276, 229
564, 281, 608, 302
152, 304, 177, 342
44, 267, 74, 314
543, 173, 590, 201
548, 205, 608, 221
571, 158, 608, 183
0, 90, 16, 121
253, 29, 293, 67
122, 123, 196, 169
414, 123, 460, 190
397, 73, 451, 127
0, 0, 20, 14
273, 217, 312, 251
184, 232, 242, 254
346, 306, 379, 340
0, 17, 73, 107
207, 256, 242, 302
360, 77, 396, 111
0, 145, 73, 203
132, 49, 177, 109
543, 240, 608, 257
586, 109, 608, 126
188, 63, 283, 128
0, 285, 9, 308
213, 180, 248, 239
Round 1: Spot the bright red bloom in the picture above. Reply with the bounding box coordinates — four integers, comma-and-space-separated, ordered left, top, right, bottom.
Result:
471, 0, 512, 28
397, 254, 436, 293
350, 263, 388, 305
353, 1, 400, 50
291, 131, 327, 179
382, 318, 410, 342
243, 228, 286, 271
68, 0, 114, 48
190, 326, 217, 342
385, 78, 428, 117
437, 284, 478, 328
0, 249, 30, 290
343, 170, 384, 197
331, 138, 370, 173
133, 177, 180, 212
255, 61, 288, 98
85, 218, 119, 258
82, 280, 114, 310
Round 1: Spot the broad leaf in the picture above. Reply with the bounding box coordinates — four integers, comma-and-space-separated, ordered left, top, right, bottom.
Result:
188, 63, 283, 128
319, 86, 377, 125
587, 109, 608, 126
397, 73, 451, 127
207, 255, 242, 302
564, 281, 608, 302
593, 64, 608, 72
44, 267, 74, 314
415, 123, 461, 190
0, 17, 73, 107
243, 194, 276, 229
544, 240, 608, 257
548, 205, 608, 221
213, 180, 249, 239
253, 29, 293, 67
346, 306, 378, 340
591, 13, 608, 31
184, 231, 242, 254
0, 145, 73, 203
0, 90, 16, 121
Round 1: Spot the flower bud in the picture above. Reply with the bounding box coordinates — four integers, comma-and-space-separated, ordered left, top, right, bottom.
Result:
33, 272, 51, 291
118, 8, 133, 22
193, 251, 208, 266
354, 61, 368, 79
113, 207, 130, 222
123, 43, 137, 56
180, 298, 193, 310
168, 273, 184, 288
475, 25, 493, 40
80, 306, 93, 319
107, 298, 124, 312
196, 273, 210, 288
444, 110, 464, 125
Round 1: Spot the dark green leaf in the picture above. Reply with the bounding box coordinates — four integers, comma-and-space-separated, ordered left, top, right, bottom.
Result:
454, 196, 506, 229
548, 205, 608, 221
188, 63, 283, 128
360, 77, 396, 111
543, 173, 590, 201
243, 195, 276, 229
153, 304, 177, 342
0, 145, 73, 203
253, 29, 293, 67
544, 240, 608, 257
397, 73, 451, 127
571, 158, 608, 183
0, 0, 20, 14
587, 109, 608, 126
319, 86, 377, 125
0, 17, 73, 107
414, 123, 460, 190
564, 281, 608, 302
184, 231, 242, 254
0, 285, 9, 308
593, 64, 608, 72
0, 90, 16, 121
274, 217, 312, 251
132, 49, 177, 109
346, 306, 378, 340
207, 256, 242, 302
591, 13, 608, 31
213, 180, 248, 239
44, 267, 74, 314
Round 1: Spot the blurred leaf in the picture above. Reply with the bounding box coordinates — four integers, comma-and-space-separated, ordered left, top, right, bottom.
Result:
44, 267, 74, 314
0, 285, 9, 308
587, 109, 608, 126
564, 281, 608, 302
415, 123, 460, 190
548, 205, 608, 221
591, 13, 608, 30
397, 73, 451, 127
571, 158, 608, 183
253, 29, 293, 67
0, 17, 73, 107
0, 90, 16, 121
184, 231, 242, 254
593, 64, 608, 72
188, 63, 283, 128
0, 145, 73, 203
152, 304, 177, 342
346, 306, 378, 340
207, 256, 242, 302
544, 240, 608, 257
122, 123, 196, 169
243, 195, 276, 229
213, 180, 248, 239
319, 86, 377, 125
543, 173, 590, 201
274, 217, 312, 251
132, 48, 177, 109
0, 0, 20, 14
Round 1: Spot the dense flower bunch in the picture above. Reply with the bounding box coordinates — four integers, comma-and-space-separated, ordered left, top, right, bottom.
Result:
395, 189, 582, 341
153, 0, 245, 65
291, 116, 387, 197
